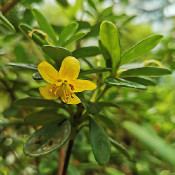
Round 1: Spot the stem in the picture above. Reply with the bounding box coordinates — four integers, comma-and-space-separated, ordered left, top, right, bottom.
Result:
95, 85, 110, 102
62, 139, 74, 175
58, 146, 65, 175
1, 0, 21, 14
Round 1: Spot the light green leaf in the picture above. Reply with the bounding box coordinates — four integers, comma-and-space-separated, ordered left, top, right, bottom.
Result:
119, 67, 172, 77
24, 119, 71, 156
0, 12, 15, 31
123, 121, 175, 166
100, 21, 120, 76
105, 78, 147, 90
32, 8, 57, 44
120, 35, 163, 65
80, 68, 111, 76
58, 22, 78, 46
7, 63, 37, 70
72, 46, 100, 58
89, 117, 111, 165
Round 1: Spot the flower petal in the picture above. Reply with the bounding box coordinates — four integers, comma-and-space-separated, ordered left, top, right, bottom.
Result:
61, 92, 81, 104
71, 79, 97, 92
59, 56, 80, 81
39, 84, 59, 99
38, 61, 60, 84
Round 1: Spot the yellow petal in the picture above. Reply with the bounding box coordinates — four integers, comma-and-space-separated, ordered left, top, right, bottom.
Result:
39, 84, 59, 99
59, 56, 80, 81
71, 79, 97, 92
38, 61, 60, 84
61, 92, 81, 104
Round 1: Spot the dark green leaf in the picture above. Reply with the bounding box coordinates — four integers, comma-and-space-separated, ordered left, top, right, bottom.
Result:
110, 138, 133, 162
87, 0, 97, 12
0, 12, 15, 31
32, 8, 57, 44
105, 78, 147, 90
119, 67, 172, 77
3, 106, 19, 118
72, 46, 100, 58
80, 68, 111, 76
42, 45, 72, 68
7, 63, 37, 70
58, 22, 78, 46
24, 119, 71, 156
97, 102, 119, 108
56, 0, 69, 7
123, 121, 175, 165
33, 72, 43, 80
14, 97, 62, 108
120, 35, 163, 65
24, 110, 65, 126
89, 117, 111, 165
100, 21, 120, 75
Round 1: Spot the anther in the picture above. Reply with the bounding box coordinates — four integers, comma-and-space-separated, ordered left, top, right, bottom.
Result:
57, 79, 62, 82
64, 80, 67, 82
69, 84, 74, 90
71, 93, 74, 98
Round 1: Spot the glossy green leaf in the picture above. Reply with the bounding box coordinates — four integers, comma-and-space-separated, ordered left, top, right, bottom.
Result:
98, 6, 113, 22
24, 110, 65, 126
110, 138, 133, 162
119, 67, 172, 77
89, 117, 111, 165
42, 45, 72, 68
120, 35, 163, 65
0, 12, 15, 31
81, 98, 100, 115
123, 121, 175, 166
105, 78, 147, 90
19, 23, 48, 46
24, 119, 71, 156
80, 68, 111, 76
7, 63, 37, 70
72, 46, 100, 58
58, 22, 78, 46
32, 8, 57, 44
97, 101, 119, 109
123, 77, 156, 86
63, 32, 86, 47
33, 72, 43, 80
14, 97, 62, 108
100, 21, 120, 76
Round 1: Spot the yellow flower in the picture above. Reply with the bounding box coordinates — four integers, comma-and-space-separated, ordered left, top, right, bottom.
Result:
38, 56, 97, 104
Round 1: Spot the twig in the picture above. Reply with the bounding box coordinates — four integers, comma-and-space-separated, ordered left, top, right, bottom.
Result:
58, 146, 65, 175
1, 0, 21, 15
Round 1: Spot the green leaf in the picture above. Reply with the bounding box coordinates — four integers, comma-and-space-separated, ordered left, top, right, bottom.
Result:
123, 77, 156, 86
100, 21, 120, 75
89, 117, 111, 165
58, 22, 78, 46
119, 67, 172, 77
32, 8, 57, 44
14, 97, 62, 108
72, 46, 100, 58
24, 110, 65, 126
110, 138, 133, 162
80, 68, 111, 76
105, 78, 147, 90
19, 23, 48, 46
56, 0, 69, 7
42, 45, 72, 68
33, 72, 43, 80
23, 119, 71, 156
81, 98, 100, 115
0, 12, 15, 31
98, 6, 113, 22
7, 63, 37, 70
123, 121, 175, 166
97, 101, 119, 108
120, 35, 163, 65
87, 0, 97, 12
63, 32, 86, 47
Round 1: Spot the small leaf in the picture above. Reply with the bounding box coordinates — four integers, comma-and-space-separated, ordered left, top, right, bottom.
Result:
14, 97, 62, 108
119, 67, 172, 77
7, 63, 37, 70
72, 46, 100, 58
97, 102, 119, 109
58, 22, 79, 46
0, 12, 15, 31
33, 72, 43, 80
120, 35, 163, 65
63, 32, 86, 47
89, 117, 111, 165
24, 119, 71, 156
32, 8, 57, 44
100, 21, 120, 75
105, 78, 147, 90
24, 110, 65, 126
123, 77, 156, 86
56, 0, 69, 7
87, 0, 97, 12
110, 138, 133, 162
81, 98, 100, 115
80, 68, 111, 76
42, 45, 72, 68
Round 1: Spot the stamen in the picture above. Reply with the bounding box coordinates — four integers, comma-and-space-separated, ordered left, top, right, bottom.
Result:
57, 79, 62, 82
71, 93, 74, 98
64, 80, 67, 82
69, 84, 74, 90
49, 84, 56, 93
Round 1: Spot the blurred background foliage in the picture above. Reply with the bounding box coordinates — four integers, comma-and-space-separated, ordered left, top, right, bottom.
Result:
0, 0, 175, 174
